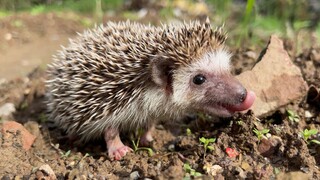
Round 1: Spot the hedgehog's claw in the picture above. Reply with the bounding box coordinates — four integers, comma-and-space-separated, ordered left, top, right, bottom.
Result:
104, 128, 132, 160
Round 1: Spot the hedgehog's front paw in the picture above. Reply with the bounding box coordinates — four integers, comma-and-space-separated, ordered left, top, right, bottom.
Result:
108, 146, 132, 160
104, 128, 132, 160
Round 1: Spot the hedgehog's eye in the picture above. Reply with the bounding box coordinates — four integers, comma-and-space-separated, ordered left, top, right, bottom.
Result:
193, 74, 206, 85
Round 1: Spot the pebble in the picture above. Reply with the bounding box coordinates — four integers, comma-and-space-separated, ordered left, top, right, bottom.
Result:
0, 103, 16, 118
167, 144, 175, 151
241, 161, 252, 172
129, 171, 140, 180
304, 111, 313, 118
203, 163, 223, 177
258, 136, 282, 157
38, 164, 56, 179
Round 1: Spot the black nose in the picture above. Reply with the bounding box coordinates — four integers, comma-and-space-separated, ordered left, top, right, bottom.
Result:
238, 88, 247, 103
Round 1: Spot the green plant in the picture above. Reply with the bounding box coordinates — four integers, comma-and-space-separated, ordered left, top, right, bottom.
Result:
301, 129, 320, 145
186, 128, 192, 136
237, 0, 256, 46
199, 137, 215, 159
183, 163, 202, 179
287, 110, 300, 123
38, 113, 47, 123
131, 130, 154, 157
253, 128, 269, 142
235, 119, 243, 125
30, 5, 45, 15
60, 150, 71, 158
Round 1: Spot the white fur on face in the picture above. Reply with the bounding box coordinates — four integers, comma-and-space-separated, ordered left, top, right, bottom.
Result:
191, 48, 231, 73
172, 48, 231, 106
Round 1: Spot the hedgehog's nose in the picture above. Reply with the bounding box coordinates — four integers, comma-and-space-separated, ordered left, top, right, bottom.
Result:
238, 88, 247, 103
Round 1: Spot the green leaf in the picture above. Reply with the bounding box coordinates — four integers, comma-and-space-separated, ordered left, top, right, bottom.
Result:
184, 163, 191, 171
186, 128, 192, 136
309, 129, 318, 135
287, 110, 300, 122
287, 110, 294, 116
194, 172, 202, 177
147, 148, 154, 156
208, 138, 216, 143
207, 146, 214, 151
310, 139, 320, 145
199, 137, 206, 144
261, 129, 270, 134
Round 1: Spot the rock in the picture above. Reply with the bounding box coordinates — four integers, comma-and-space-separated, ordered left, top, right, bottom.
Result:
38, 164, 56, 180
168, 144, 175, 152
1, 121, 36, 151
244, 50, 257, 59
304, 111, 313, 118
130, 171, 140, 180
258, 136, 282, 157
241, 161, 252, 172
203, 163, 223, 177
237, 35, 308, 117
0, 103, 16, 119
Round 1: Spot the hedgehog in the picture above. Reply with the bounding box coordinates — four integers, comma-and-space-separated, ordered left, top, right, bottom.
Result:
46, 19, 255, 160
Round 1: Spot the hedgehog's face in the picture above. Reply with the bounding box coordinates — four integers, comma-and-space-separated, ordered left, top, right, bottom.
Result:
151, 48, 254, 117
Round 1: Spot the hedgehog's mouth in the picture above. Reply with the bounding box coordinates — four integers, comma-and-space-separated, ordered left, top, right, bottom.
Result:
203, 91, 256, 117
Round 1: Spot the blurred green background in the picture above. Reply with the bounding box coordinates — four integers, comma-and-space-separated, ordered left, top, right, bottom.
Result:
0, 0, 319, 50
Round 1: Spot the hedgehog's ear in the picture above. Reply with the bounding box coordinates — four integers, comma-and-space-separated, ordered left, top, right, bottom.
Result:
151, 57, 174, 89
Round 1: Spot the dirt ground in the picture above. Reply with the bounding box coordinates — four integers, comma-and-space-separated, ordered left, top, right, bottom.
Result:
0, 13, 319, 179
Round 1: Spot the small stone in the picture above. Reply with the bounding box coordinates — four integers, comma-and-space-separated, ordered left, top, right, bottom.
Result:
2, 121, 36, 150
168, 144, 175, 151
88, 174, 94, 179
130, 171, 140, 180
244, 51, 257, 59
0, 103, 16, 119
266, 133, 272, 138
258, 136, 282, 157
304, 111, 313, 118
203, 163, 223, 177
38, 164, 56, 179
300, 166, 309, 173
68, 161, 76, 167
241, 161, 252, 172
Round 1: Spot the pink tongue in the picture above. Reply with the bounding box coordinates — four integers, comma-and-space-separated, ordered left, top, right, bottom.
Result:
227, 91, 256, 112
